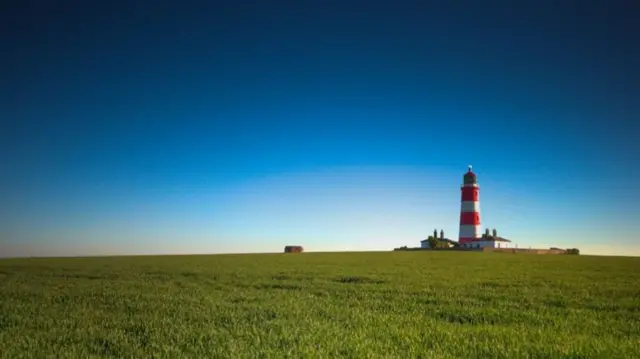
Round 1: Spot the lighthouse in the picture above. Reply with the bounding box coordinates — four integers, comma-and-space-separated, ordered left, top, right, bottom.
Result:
459, 166, 482, 247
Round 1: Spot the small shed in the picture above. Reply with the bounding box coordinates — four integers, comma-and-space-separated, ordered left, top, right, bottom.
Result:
284, 245, 304, 253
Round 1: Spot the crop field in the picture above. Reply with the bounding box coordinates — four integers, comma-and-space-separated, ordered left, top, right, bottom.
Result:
1, 251, 639, 358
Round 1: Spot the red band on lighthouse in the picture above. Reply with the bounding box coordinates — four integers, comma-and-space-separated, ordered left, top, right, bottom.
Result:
460, 212, 480, 225
459, 166, 482, 244
461, 187, 479, 202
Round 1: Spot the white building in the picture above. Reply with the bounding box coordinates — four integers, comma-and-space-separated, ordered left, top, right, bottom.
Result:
461, 236, 511, 249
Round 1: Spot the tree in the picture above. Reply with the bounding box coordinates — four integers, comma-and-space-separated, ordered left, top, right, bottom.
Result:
566, 248, 580, 255
427, 235, 438, 248
427, 235, 452, 249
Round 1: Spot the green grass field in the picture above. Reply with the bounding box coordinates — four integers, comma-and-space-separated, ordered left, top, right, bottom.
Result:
1, 251, 639, 358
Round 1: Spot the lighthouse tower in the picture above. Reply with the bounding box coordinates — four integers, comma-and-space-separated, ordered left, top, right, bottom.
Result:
459, 166, 482, 246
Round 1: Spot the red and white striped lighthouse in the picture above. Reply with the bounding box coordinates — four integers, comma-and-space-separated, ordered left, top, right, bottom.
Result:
459, 166, 482, 246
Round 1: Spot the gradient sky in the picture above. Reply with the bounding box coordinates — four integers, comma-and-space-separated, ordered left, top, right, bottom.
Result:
1, 1, 638, 257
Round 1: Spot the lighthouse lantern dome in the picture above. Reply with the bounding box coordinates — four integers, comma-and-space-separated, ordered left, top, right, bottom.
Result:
464, 165, 477, 184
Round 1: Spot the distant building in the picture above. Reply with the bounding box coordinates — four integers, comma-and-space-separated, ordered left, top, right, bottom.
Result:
284, 246, 304, 253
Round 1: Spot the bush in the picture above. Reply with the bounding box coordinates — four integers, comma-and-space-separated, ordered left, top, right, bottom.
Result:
565, 248, 580, 255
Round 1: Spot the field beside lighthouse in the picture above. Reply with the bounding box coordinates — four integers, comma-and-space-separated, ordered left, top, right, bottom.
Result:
1, 251, 639, 358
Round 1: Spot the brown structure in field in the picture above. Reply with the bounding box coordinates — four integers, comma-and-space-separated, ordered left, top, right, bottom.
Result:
284, 246, 304, 253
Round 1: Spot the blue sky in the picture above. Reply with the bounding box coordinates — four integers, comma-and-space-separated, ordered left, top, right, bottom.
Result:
1, 1, 638, 257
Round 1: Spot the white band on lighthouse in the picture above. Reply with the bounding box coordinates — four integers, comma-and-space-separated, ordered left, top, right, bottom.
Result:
459, 225, 482, 238
460, 201, 480, 213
